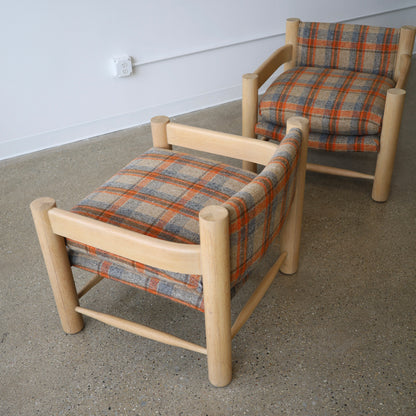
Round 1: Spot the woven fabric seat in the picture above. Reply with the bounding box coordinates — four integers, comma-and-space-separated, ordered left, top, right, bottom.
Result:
257, 66, 395, 150
67, 148, 255, 311
67, 132, 301, 311
242, 18, 415, 201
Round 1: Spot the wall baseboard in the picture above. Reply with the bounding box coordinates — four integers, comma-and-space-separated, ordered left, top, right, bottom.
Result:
0, 84, 242, 161
2, 6, 415, 162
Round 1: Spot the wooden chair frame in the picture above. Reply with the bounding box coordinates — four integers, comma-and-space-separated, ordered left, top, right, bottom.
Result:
31, 116, 308, 387
242, 18, 416, 202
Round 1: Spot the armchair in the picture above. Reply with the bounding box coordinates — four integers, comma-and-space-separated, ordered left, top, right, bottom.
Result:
242, 18, 415, 201
31, 116, 308, 387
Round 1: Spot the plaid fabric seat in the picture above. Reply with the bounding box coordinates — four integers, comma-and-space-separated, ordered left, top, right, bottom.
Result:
67, 132, 302, 311
297, 22, 399, 78
256, 66, 395, 152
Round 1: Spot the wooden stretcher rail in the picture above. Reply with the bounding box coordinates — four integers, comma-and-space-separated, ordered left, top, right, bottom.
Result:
76, 306, 207, 355
77, 274, 104, 299
307, 163, 375, 180
231, 252, 287, 338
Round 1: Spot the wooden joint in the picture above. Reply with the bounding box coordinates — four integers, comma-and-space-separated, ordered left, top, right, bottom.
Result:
151, 115, 171, 149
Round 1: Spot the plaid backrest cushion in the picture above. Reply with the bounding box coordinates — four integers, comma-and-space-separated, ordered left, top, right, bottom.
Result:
223, 129, 302, 287
296, 22, 399, 78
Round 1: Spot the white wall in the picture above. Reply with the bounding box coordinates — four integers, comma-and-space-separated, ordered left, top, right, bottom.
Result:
1, 0, 415, 160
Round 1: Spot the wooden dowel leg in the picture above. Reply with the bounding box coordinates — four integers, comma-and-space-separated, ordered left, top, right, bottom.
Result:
242, 73, 259, 173
394, 25, 416, 85
280, 117, 309, 274
199, 206, 232, 387
372, 89, 406, 202
284, 18, 300, 71
151, 115, 171, 149
30, 197, 84, 334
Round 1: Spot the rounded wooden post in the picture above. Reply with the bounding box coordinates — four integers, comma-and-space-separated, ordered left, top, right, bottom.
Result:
242, 73, 259, 172
151, 115, 171, 149
280, 117, 309, 274
372, 88, 406, 202
394, 25, 416, 84
284, 18, 300, 71
30, 198, 84, 334
199, 205, 232, 387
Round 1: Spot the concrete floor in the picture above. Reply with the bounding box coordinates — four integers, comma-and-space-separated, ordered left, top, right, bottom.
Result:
1, 62, 415, 415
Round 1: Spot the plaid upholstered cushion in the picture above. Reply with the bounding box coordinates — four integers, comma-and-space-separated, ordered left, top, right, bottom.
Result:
256, 121, 380, 152
67, 148, 256, 311
296, 22, 399, 78
67, 132, 302, 312
257, 66, 394, 149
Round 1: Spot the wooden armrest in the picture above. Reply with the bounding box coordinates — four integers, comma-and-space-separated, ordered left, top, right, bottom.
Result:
48, 208, 202, 274
253, 44, 293, 88
395, 54, 411, 89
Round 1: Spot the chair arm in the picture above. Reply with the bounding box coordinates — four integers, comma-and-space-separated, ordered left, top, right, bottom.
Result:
48, 207, 202, 274
241, 44, 293, 146
253, 43, 293, 88
395, 53, 411, 89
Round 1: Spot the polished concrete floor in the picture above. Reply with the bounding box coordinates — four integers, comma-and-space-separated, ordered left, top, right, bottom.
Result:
1, 62, 415, 415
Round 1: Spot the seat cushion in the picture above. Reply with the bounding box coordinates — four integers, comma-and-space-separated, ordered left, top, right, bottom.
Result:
67, 148, 256, 311
257, 66, 395, 140
256, 122, 380, 152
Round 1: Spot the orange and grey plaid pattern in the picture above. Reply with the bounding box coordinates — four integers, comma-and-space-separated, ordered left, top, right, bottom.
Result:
67, 148, 256, 311
67, 131, 301, 311
224, 128, 301, 289
256, 66, 394, 151
256, 121, 380, 152
296, 22, 399, 78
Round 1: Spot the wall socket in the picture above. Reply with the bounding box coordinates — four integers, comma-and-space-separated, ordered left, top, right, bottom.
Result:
113, 56, 133, 77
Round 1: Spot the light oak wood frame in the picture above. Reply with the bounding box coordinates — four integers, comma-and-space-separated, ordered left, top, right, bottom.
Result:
30, 116, 308, 387
242, 18, 416, 202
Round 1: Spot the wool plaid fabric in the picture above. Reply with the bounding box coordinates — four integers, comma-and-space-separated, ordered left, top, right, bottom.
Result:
224, 128, 301, 286
67, 134, 301, 312
296, 22, 399, 78
67, 148, 256, 311
257, 66, 394, 151
256, 121, 380, 152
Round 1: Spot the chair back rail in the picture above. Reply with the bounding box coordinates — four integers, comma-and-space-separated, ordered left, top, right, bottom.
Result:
165, 122, 279, 166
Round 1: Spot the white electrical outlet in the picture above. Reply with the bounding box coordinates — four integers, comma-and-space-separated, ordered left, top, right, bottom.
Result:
113, 56, 133, 77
